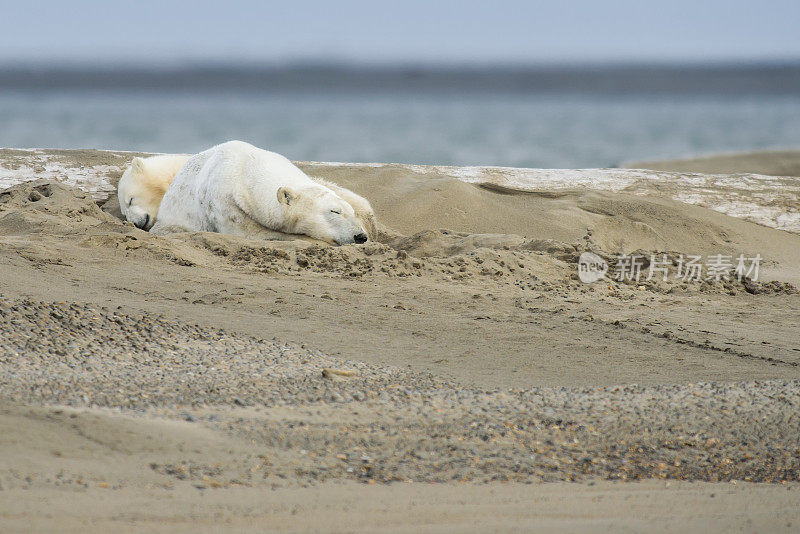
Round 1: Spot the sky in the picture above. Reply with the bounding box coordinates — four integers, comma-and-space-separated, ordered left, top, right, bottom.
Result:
1, 0, 799, 65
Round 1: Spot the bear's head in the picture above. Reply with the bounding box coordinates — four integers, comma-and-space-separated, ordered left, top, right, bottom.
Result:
118, 154, 189, 231
118, 157, 166, 231
276, 185, 368, 245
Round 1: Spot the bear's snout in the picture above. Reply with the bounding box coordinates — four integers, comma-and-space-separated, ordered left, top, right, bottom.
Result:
353, 233, 367, 244
134, 214, 150, 230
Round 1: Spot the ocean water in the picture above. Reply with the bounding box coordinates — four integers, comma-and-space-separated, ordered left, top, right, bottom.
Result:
1, 86, 800, 168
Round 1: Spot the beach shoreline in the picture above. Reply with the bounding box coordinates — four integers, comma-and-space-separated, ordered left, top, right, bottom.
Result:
625, 148, 800, 177
1, 148, 799, 531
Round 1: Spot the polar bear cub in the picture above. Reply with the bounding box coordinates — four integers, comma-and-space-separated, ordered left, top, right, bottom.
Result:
118, 153, 190, 230
150, 141, 369, 245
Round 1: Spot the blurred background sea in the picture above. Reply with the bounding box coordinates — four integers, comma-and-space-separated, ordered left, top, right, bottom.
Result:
2, 63, 800, 168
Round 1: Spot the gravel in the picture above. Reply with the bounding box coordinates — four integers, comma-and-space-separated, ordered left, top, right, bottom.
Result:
1, 295, 798, 486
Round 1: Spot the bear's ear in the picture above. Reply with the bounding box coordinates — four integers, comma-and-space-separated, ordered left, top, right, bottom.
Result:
277, 187, 297, 206
131, 157, 146, 174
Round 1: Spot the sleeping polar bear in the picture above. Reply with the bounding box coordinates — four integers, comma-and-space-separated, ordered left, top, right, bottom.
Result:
118, 153, 190, 230
150, 141, 369, 245
118, 147, 379, 240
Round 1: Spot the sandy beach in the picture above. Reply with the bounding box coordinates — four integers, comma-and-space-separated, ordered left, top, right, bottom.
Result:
1, 149, 799, 532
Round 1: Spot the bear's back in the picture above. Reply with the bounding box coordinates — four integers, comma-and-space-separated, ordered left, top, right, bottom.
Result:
213, 140, 313, 190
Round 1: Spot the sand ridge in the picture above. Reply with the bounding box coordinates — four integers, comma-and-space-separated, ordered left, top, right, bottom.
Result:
3, 147, 799, 232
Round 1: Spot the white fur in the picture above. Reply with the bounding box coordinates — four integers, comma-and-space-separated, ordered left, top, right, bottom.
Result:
150, 141, 368, 245
118, 154, 190, 230
309, 177, 377, 239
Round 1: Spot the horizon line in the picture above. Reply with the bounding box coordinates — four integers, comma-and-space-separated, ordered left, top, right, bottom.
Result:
3, 58, 800, 71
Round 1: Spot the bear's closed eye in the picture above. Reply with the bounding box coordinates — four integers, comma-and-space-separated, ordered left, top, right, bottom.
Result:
128, 198, 134, 207
330, 209, 341, 214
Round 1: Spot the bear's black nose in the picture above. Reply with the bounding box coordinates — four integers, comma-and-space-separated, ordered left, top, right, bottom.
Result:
135, 214, 150, 230
353, 233, 367, 244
